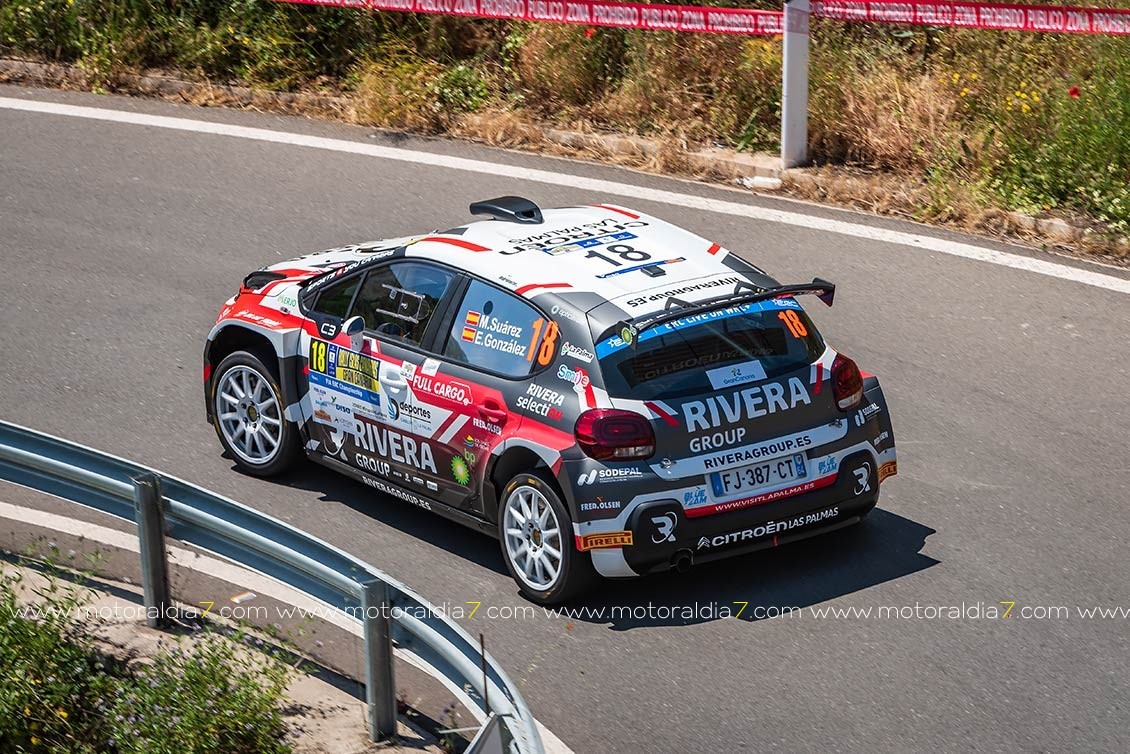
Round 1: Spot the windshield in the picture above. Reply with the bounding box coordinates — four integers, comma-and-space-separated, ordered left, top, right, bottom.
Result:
596, 300, 824, 400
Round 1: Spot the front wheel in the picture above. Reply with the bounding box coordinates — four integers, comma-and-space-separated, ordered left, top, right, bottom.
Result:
210, 350, 300, 477
498, 473, 595, 605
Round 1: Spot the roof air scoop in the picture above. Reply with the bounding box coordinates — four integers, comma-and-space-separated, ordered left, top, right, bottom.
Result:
469, 196, 544, 225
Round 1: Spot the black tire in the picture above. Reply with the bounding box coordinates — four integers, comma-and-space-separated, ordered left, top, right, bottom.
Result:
209, 350, 301, 477
497, 471, 597, 605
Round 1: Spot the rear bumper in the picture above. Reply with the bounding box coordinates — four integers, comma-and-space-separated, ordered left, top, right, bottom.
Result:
618, 449, 880, 576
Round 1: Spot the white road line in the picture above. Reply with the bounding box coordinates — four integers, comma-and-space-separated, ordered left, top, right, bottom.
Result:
2, 95, 1128, 296
0, 500, 573, 754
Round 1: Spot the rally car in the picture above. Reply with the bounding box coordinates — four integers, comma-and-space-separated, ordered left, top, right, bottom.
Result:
203, 197, 897, 604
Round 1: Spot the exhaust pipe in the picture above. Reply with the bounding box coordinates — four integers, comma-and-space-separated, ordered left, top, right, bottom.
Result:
671, 549, 694, 574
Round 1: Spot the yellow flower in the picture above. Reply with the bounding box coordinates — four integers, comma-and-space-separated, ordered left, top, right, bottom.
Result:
960, 88, 970, 97
1032, 94, 1040, 102
31, 738, 40, 746
1020, 82, 1027, 89
970, 73, 978, 80
57, 709, 68, 719
24, 707, 30, 716
1021, 103, 1031, 113
952, 73, 960, 83
1015, 91, 1022, 97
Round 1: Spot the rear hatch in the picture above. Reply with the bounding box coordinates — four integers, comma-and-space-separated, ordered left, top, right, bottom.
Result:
597, 298, 840, 487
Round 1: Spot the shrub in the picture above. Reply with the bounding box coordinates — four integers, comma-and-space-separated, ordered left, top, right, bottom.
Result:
514, 24, 626, 110
354, 51, 448, 130
988, 41, 1130, 230
597, 31, 780, 145
0, 570, 115, 753
432, 63, 488, 113
108, 632, 292, 754
0, 566, 294, 753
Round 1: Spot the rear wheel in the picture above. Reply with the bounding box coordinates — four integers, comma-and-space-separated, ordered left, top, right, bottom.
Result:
210, 350, 300, 477
498, 472, 595, 605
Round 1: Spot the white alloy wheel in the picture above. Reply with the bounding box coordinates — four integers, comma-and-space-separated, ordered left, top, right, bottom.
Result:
214, 364, 283, 465
502, 484, 564, 591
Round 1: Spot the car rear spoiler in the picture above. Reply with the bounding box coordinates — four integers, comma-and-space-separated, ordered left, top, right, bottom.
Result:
613, 278, 835, 348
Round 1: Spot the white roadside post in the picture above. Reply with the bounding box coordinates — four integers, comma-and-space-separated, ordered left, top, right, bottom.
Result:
781, 0, 811, 168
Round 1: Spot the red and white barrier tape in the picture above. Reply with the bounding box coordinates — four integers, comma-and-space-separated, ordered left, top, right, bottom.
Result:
276, 0, 1130, 36
812, 0, 1130, 35
279, 0, 783, 34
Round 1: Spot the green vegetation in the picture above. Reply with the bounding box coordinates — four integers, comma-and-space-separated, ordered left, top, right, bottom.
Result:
0, 566, 292, 753
1, 0, 1127, 233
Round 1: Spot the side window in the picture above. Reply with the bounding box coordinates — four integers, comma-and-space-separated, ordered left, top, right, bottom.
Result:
444, 280, 558, 378
351, 262, 457, 345
310, 277, 360, 318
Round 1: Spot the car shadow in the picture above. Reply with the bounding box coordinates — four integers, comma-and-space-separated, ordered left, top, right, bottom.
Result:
565, 508, 938, 630
235, 458, 936, 630
250, 459, 510, 576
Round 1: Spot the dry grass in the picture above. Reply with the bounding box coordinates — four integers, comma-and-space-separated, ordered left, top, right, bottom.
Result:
452, 110, 546, 148
513, 25, 619, 109
353, 52, 448, 132
593, 34, 781, 148
810, 67, 962, 171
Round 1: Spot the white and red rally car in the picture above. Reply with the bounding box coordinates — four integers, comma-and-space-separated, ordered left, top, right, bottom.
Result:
203, 197, 897, 603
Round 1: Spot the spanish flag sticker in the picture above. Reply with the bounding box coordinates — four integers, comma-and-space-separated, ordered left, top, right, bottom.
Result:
462, 310, 481, 342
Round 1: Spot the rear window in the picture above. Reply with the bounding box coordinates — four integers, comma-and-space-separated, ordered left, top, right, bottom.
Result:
597, 301, 824, 400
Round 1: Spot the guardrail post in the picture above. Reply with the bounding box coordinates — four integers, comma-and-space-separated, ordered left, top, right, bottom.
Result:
781, 0, 811, 168
361, 579, 397, 741
132, 473, 170, 628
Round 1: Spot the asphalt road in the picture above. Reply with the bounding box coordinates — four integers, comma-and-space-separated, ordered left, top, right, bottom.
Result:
2, 83, 1128, 753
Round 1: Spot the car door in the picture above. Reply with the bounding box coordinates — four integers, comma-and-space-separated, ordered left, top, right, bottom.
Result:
346, 260, 491, 509
433, 279, 564, 515
301, 260, 469, 507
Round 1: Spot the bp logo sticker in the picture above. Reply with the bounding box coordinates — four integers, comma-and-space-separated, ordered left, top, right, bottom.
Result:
451, 455, 471, 486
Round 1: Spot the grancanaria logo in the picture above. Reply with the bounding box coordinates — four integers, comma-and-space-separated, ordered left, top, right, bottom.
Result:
451, 455, 471, 486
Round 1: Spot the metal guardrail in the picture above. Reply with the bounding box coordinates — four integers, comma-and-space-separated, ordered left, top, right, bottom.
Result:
0, 421, 542, 754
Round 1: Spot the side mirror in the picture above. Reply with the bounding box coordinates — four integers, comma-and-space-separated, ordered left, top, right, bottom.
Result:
343, 315, 365, 351
343, 316, 365, 336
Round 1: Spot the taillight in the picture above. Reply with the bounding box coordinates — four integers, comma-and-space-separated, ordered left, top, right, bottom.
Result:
831, 353, 864, 411
575, 409, 656, 461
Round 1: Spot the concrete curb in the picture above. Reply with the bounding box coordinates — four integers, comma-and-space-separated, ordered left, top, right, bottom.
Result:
543, 127, 784, 184
781, 168, 1129, 254
0, 57, 350, 115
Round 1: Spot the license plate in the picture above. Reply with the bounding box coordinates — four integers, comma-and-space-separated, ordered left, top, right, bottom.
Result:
710, 453, 808, 497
